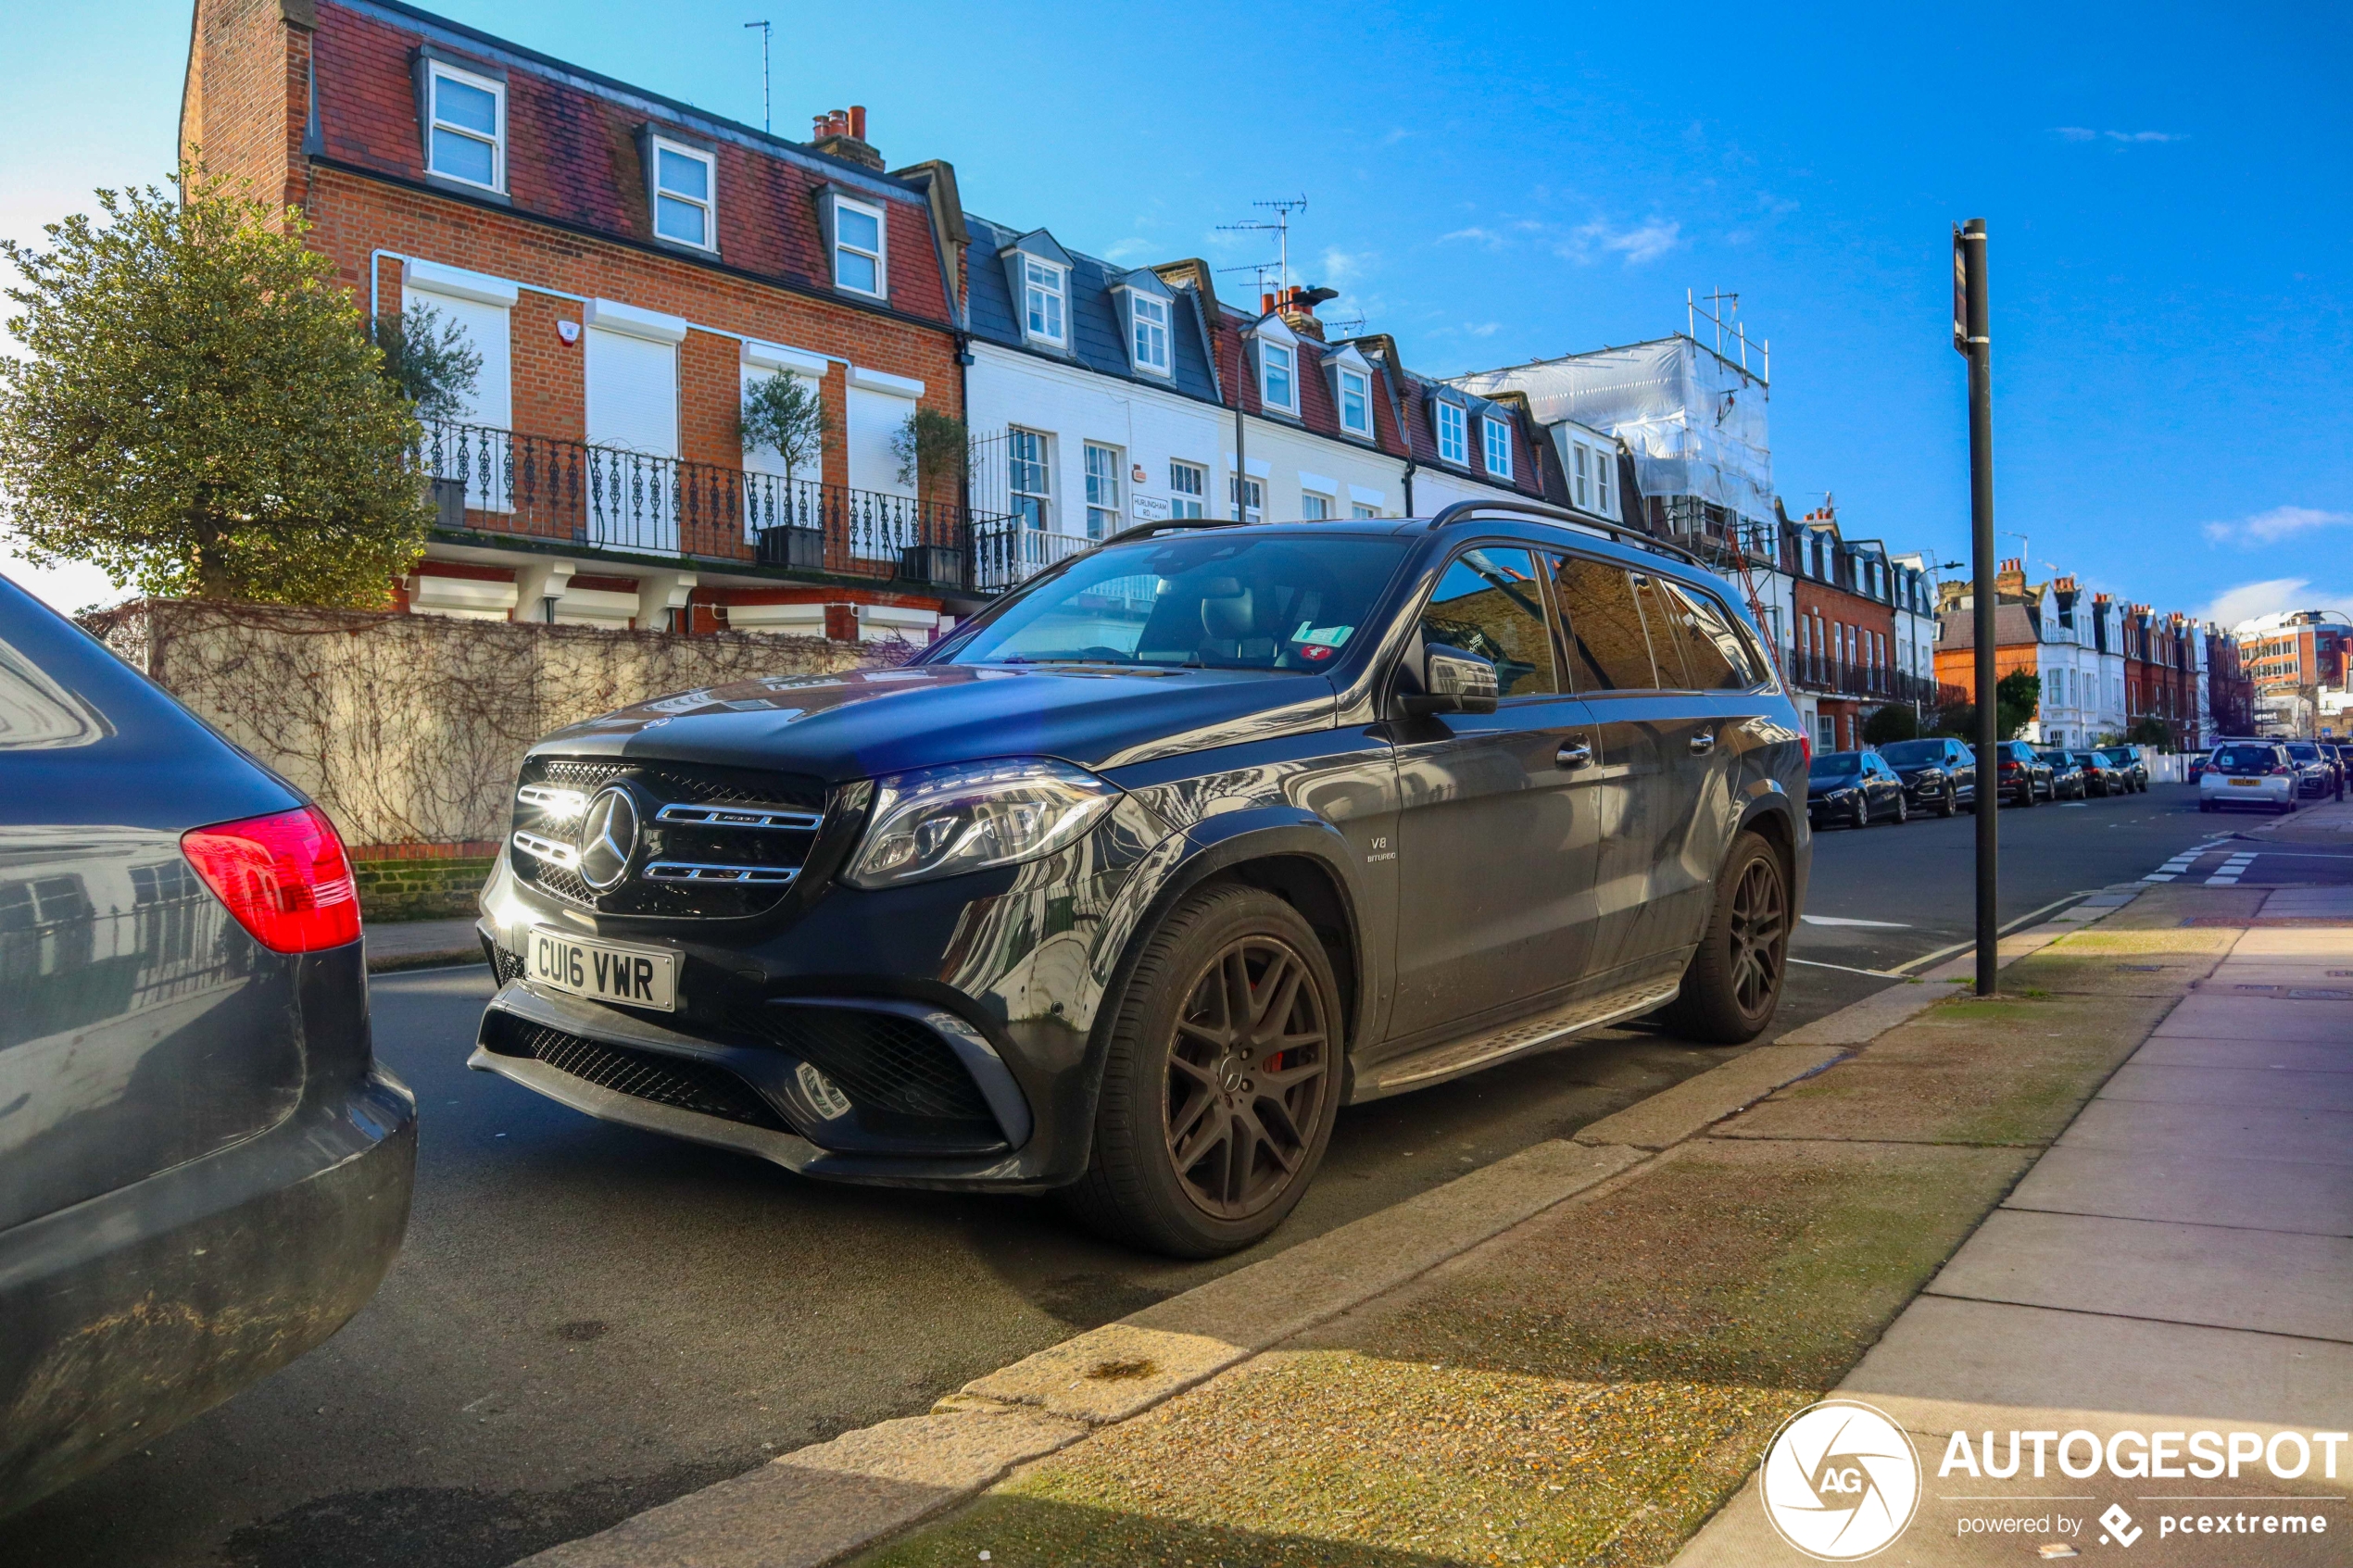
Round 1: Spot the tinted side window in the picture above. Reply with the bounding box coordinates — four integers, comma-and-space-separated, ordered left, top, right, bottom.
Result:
1421, 547, 1557, 698
1661, 583, 1755, 690
1545, 554, 1656, 691
1628, 572, 1690, 688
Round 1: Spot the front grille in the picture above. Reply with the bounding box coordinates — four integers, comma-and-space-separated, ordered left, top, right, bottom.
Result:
510, 757, 828, 918
483, 1013, 788, 1133
757, 1006, 994, 1123
491, 943, 527, 984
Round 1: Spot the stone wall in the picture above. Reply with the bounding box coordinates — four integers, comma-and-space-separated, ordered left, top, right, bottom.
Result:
84, 600, 896, 854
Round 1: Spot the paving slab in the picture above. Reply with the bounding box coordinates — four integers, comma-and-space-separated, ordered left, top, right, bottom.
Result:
1924, 1209, 2353, 1342
2233, 927, 2353, 957
2131, 1036, 2353, 1072
2004, 1146, 2353, 1236
2096, 1061, 2353, 1110
2153, 992, 2353, 1043
2056, 1097, 2353, 1166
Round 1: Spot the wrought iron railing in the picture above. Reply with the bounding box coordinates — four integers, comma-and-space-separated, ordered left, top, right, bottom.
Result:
1781, 653, 1953, 708
421, 422, 1002, 590
968, 517, 1096, 595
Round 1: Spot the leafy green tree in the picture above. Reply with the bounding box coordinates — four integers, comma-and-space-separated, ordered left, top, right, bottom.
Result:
891, 407, 967, 497
0, 168, 431, 607
2126, 715, 2174, 747
739, 371, 830, 492
1861, 704, 1920, 746
372, 299, 482, 422
1995, 670, 2042, 740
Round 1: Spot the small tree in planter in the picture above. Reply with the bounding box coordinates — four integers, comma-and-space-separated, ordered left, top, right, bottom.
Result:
740, 373, 830, 565
891, 408, 968, 503
372, 299, 482, 422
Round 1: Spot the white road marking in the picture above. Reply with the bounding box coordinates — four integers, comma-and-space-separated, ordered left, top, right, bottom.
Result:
1799, 915, 1914, 928
1789, 957, 1914, 979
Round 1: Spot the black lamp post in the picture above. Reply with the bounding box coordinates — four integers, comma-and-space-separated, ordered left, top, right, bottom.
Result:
1233, 286, 1340, 521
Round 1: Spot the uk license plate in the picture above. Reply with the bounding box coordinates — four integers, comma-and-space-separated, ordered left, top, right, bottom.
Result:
2230, 778, 2261, 787
527, 928, 677, 1010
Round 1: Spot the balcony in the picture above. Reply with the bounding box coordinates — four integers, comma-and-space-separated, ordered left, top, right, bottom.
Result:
422, 422, 1051, 593
1782, 652, 1955, 708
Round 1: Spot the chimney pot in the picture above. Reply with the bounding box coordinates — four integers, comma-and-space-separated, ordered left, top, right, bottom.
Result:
849, 105, 867, 140
1261, 292, 1276, 314
812, 113, 829, 136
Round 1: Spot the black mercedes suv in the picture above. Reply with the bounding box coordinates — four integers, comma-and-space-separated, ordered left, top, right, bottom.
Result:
471, 503, 1810, 1256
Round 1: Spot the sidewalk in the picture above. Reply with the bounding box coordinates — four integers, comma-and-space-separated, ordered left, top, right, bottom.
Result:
1679, 883, 2353, 1565
362, 914, 483, 972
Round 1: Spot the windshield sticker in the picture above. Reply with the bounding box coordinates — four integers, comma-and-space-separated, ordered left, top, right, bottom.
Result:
1298, 645, 1336, 662
1291, 624, 1354, 647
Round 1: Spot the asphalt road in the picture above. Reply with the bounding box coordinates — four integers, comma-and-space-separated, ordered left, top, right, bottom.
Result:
3, 783, 2259, 1568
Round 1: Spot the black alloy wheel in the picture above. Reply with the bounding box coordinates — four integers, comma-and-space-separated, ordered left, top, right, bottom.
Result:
1063, 884, 1341, 1257
1658, 832, 1790, 1044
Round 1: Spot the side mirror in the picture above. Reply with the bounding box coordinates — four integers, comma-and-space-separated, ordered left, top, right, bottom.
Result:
1399, 643, 1500, 717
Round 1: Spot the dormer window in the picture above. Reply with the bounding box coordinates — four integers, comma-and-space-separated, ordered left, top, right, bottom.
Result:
426, 61, 505, 192
1131, 294, 1169, 373
1435, 399, 1467, 465
1260, 342, 1296, 412
830, 196, 886, 296
1338, 368, 1370, 435
1482, 416, 1513, 480
1023, 257, 1066, 345
648, 135, 716, 250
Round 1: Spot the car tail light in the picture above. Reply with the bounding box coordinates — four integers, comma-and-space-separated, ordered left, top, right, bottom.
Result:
1800, 733, 1811, 770
1999, 760, 2020, 772
182, 805, 363, 953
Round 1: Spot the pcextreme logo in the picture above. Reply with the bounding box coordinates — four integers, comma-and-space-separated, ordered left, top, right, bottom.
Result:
1760, 1399, 1923, 1561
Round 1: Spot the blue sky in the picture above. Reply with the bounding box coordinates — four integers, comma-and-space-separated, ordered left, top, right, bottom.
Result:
5, 0, 2349, 626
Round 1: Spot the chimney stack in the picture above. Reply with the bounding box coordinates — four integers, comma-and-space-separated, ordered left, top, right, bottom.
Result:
808, 105, 883, 171
1277, 284, 1325, 340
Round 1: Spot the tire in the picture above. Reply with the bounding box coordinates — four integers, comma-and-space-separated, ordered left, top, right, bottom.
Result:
1852, 794, 1870, 829
1938, 786, 1958, 819
1884, 791, 1906, 825
1059, 883, 1342, 1258
2017, 782, 2035, 808
1657, 832, 1791, 1045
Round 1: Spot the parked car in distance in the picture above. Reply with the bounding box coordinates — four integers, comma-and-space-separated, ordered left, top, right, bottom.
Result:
1808, 749, 1909, 828
2066, 749, 2125, 797
2281, 740, 2340, 798
2099, 745, 2150, 791
0, 575, 416, 1519
2039, 748, 2089, 800
2199, 741, 2299, 814
1993, 740, 2055, 806
467, 502, 1811, 1258
1873, 736, 1974, 816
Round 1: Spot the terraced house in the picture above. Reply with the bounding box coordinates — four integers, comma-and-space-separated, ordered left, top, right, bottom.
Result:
183, 0, 979, 642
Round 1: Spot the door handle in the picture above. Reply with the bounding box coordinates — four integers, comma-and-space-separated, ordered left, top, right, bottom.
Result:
1556, 739, 1593, 770
1688, 732, 1718, 756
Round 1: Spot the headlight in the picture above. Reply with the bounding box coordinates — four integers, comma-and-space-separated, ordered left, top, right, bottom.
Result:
842, 757, 1121, 889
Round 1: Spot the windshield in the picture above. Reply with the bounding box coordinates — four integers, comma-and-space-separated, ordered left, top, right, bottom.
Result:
2285, 744, 2321, 760
2212, 746, 2278, 772
934, 534, 1410, 671
1875, 740, 1945, 766
1812, 753, 1862, 777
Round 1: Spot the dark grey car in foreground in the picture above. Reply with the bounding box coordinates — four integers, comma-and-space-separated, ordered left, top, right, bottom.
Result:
0, 578, 416, 1517
472, 503, 1810, 1256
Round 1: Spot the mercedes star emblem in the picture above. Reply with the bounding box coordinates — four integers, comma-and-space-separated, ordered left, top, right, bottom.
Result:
575, 784, 640, 892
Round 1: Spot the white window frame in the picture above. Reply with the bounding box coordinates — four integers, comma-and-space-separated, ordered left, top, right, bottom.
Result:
1130, 293, 1170, 375
1230, 475, 1264, 523
1301, 492, 1332, 521
1169, 459, 1206, 520
1023, 256, 1067, 345
831, 195, 887, 298
1352, 503, 1379, 520
426, 62, 506, 193
648, 135, 717, 252
1084, 442, 1123, 540
1258, 341, 1296, 413
1337, 367, 1371, 436
1435, 399, 1467, 466
1482, 416, 1513, 480
1571, 444, 1590, 509
1592, 446, 1613, 515
1009, 427, 1051, 531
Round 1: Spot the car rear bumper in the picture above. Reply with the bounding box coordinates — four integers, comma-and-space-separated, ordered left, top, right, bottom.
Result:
0, 1015, 416, 1516
2203, 779, 2292, 808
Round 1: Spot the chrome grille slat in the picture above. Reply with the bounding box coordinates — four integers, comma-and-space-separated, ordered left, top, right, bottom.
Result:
643, 861, 801, 885
654, 803, 824, 832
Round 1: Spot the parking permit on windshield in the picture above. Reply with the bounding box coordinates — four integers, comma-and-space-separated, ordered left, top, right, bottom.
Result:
1291, 623, 1353, 647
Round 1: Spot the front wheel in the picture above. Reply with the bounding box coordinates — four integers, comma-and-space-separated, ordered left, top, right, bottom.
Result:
1657, 832, 1791, 1045
1938, 786, 1958, 819
1852, 794, 1870, 829
1061, 884, 1342, 1258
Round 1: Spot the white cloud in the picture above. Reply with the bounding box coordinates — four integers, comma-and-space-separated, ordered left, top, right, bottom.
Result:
1439, 226, 1504, 248
1379, 128, 1411, 146
2198, 576, 2353, 632
1099, 237, 1152, 263
2201, 505, 2351, 546
2055, 127, 2186, 144
1464, 321, 1502, 338
1565, 217, 1682, 266
1317, 246, 1373, 286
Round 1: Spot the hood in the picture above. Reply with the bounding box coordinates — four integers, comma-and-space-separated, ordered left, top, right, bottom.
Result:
525, 663, 1340, 784
1806, 775, 1860, 797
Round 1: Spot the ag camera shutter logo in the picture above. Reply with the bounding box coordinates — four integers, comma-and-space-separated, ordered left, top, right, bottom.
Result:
1760, 1399, 1922, 1560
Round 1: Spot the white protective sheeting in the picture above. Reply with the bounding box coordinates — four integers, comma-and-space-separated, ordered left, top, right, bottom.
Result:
1454, 337, 1772, 523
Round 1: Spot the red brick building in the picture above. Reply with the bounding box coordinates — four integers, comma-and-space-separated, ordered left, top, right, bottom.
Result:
182, 0, 978, 639
1784, 507, 1904, 751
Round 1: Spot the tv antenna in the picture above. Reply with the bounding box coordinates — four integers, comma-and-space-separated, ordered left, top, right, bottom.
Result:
744, 20, 773, 133
1217, 195, 1309, 295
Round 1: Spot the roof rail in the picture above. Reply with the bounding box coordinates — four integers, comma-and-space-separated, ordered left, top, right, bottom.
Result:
1094, 515, 1248, 548
1423, 499, 1707, 570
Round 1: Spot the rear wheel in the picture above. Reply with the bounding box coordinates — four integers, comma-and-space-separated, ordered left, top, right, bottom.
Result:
1658, 832, 1790, 1045
1884, 791, 1906, 825
1061, 884, 1341, 1258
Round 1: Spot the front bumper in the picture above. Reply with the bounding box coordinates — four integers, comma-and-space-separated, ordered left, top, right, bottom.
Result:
0, 960, 415, 1516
